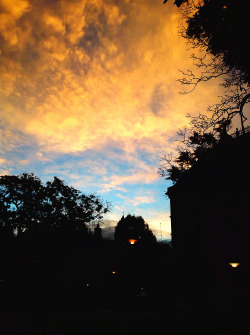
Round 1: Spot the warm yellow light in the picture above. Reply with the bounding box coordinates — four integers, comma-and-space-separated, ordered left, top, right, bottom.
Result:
229, 263, 240, 268
112, 271, 116, 274
128, 239, 137, 245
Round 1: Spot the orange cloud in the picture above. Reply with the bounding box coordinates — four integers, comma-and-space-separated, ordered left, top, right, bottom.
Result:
0, 0, 225, 161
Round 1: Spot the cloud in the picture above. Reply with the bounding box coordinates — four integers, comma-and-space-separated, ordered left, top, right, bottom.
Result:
149, 83, 166, 115
0, 156, 11, 176
0, 0, 224, 159
100, 169, 158, 193
0, 158, 7, 165
0, 156, 10, 175
35, 152, 51, 162
101, 219, 117, 239
117, 193, 155, 207
0, 0, 229, 239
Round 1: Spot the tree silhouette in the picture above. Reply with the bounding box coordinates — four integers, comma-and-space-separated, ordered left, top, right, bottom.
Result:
164, 0, 250, 131
0, 173, 111, 237
0, 173, 46, 236
160, 0, 250, 182
159, 123, 218, 182
163, 0, 187, 7
184, 0, 250, 85
114, 214, 156, 245
166, 0, 250, 86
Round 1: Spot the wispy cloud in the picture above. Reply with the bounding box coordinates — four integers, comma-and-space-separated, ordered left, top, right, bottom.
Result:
100, 170, 158, 193
118, 193, 155, 206
0, 158, 7, 165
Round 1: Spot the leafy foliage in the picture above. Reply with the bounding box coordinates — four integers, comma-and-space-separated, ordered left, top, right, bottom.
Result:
114, 214, 156, 245
184, 0, 250, 85
165, 0, 250, 131
0, 173, 111, 237
159, 122, 218, 182
160, 0, 250, 183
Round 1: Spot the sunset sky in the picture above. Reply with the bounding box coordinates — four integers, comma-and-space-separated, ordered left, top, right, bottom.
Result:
0, 0, 232, 240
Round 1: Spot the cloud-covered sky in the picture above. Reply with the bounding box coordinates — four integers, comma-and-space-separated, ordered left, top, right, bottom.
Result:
0, 0, 225, 240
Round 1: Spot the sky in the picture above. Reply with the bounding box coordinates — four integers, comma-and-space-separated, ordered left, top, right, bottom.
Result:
0, 0, 231, 240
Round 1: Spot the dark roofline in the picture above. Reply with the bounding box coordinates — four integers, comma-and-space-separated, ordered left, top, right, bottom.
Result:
167, 130, 250, 197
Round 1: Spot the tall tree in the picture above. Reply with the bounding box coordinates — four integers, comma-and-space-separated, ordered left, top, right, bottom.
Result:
184, 0, 250, 85
164, 0, 250, 130
0, 173, 45, 236
160, 0, 250, 183
159, 123, 218, 182
0, 173, 111, 237
114, 214, 156, 245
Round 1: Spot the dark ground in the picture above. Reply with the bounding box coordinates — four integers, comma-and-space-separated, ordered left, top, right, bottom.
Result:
0, 295, 249, 335
0, 240, 249, 334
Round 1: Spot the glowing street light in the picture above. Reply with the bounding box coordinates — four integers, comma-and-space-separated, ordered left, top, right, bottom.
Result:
128, 239, 138, 245
229, 263, 240, 268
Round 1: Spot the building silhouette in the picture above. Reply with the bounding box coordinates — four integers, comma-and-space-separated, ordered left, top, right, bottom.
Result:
167, 130, 250, 321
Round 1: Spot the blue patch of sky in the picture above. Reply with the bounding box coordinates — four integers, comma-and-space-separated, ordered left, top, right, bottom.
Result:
4, 142, 171, 231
